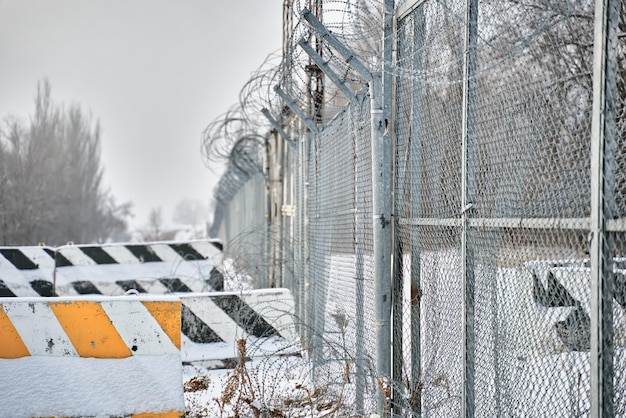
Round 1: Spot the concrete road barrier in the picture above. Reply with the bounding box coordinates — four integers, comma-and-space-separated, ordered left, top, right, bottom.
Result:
0, 295, 184, 417
0, 246, 57, 297
54, 240, 224, 295
0, 240, 224, 297
179, 288, 301, 366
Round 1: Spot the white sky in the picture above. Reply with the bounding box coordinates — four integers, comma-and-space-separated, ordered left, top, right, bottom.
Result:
0, 0, 283, 230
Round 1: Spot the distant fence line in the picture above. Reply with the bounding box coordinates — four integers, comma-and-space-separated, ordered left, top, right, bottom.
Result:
207, 1, 625, 416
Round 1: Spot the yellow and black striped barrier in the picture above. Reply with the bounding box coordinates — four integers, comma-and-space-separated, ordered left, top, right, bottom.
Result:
0, 295, 185, 417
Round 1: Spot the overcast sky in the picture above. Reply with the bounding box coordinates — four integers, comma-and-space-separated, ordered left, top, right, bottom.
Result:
0, 0, 282, 231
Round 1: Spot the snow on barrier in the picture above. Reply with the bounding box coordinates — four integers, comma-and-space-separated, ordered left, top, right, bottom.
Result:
179, 288, 300, 366
0, 240, 224, 297
0, 246, 57, 297
0, 295, 184, 417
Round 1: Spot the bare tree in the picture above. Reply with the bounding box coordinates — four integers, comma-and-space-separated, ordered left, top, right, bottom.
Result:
0, 79, 131, 245
144, 206, 164, 241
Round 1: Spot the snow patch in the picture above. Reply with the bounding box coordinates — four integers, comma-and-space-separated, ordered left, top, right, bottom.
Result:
0, 355, 184, 417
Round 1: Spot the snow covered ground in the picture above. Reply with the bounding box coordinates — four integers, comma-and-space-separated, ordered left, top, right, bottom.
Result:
182, 350, 374, 417
183, 354, 314, 417
180, 256, 376, 417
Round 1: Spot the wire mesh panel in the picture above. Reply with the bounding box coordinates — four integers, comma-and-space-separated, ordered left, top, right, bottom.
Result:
474, 2, 593, 416
394, 0, 626, 416
353, 99, 377, 413
304, 102, 379, 413
308, 107, 357, 383
395, 1, 465, 416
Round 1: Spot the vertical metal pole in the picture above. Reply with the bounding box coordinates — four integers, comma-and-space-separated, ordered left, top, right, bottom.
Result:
283, 0, 295, 293
296, 133, 304, 336
354, 102, 366, 415
310, 0, 324, 124
410, 7, 425, 416
303, 131, 313, 353
461, 0, 478, 417
264, 133, 273, 290
311, 132, 323, 384
303, 132, 311, 342
590, 0, 618, 416
387, 3, 401, 411
282, 137, 291, 289
371, 69, 392, 414
304, 1, 321, 377
293, 135, 300, 333
276, 133, 286, 288
382, 0, 395, 414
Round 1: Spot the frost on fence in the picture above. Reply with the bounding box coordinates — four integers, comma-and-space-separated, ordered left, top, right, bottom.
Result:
206, 0, 625, 416
394, 0, 626, 416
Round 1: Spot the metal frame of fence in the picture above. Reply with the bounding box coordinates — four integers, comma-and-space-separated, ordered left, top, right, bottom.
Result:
210, 0, 624, 416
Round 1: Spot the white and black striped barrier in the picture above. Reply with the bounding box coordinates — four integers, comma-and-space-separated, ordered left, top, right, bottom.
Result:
179, 288, 300, 366
0, 242, 301, 367
0, 245, 57, 297
0, 240, 224, 297
0, 295, 184, 417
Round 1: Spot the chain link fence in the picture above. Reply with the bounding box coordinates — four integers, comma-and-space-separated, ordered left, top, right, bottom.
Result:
206, 0, 625, 415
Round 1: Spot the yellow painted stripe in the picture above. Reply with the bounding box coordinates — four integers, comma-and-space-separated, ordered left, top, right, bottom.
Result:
49, 300, 131, 358
131, 411, 184, 418
142, 301, 181, 350
0, 305, 30, 358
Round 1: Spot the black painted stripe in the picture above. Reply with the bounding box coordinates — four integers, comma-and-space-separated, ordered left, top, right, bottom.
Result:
72, 281, 102, 295
159, 278, 193, 293
54, 252, 73, 267
115, 280, 147, 293
169, 243, 206, 261
210, 240, 223, 251
207, 267, 224, 292
79, 246, 118, 264
43, 248, 56, 260
210, 294, 279, 338
30, 280, 57, 297
181, 304, 224, 343
0, 280, 17, 297
125, 245, 162, 262
0, 249, 38, 270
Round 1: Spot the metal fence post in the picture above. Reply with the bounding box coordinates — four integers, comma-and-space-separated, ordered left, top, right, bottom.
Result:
461, 0, 478, 417
292, 132, 304, 339
590, 0, 619, 416
371, 70, 393, 414
383, 2, 396, 414
310, 132, 323, 384
303, 130, 314, 354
